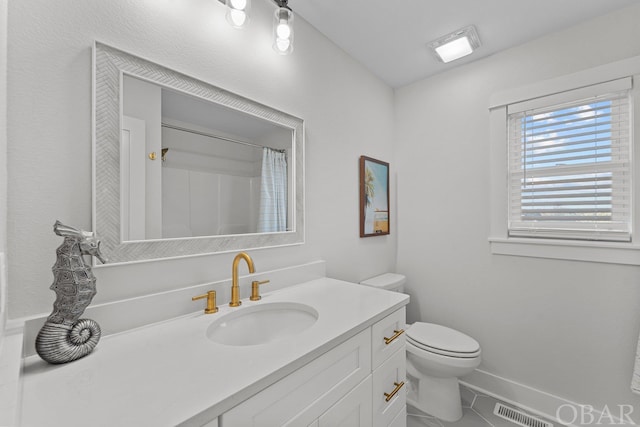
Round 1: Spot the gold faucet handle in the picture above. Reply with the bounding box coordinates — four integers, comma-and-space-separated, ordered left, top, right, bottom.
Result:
250, 280, 270, 301
192, 290, 218, 314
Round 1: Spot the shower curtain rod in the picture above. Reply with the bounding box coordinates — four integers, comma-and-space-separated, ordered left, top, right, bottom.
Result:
161, 123, 286, 153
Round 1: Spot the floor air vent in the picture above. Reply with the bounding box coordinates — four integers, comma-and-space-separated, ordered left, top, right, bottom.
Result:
494, 403, 553, 427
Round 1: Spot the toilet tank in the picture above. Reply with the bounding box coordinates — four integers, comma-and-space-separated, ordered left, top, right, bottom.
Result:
359, 273, 406, 293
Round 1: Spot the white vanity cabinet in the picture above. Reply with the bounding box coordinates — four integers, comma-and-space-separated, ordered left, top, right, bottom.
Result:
317, 376, 372, 426
19, 277, 409, 427
372, 347, 406, 427
220, 308, 406, 427
371, 308, 407, 427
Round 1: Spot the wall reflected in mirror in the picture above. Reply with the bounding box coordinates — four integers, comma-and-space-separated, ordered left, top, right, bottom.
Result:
121, 75, 293, 241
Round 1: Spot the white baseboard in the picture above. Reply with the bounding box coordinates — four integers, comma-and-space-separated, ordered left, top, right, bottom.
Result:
461, 369, 637, 427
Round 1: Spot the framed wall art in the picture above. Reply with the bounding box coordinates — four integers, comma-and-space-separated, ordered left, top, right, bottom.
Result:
359, 156, 390, 237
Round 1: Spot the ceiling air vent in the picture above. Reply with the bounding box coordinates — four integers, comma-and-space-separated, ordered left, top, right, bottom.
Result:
494, 403, 553, 427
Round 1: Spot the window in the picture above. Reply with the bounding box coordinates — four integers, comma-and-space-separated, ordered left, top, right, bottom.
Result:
507, 80, 632, 242
489, 58, 640, 265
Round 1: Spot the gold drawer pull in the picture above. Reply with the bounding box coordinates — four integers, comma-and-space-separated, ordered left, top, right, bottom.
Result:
384, 381, 405, 402
384, 329, 405, 345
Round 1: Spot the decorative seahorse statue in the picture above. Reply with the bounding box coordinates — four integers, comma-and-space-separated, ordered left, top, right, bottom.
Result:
35, 221, 107, 364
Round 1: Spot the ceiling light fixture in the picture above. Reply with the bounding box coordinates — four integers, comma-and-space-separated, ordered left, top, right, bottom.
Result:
273, 0, 294, 55
218, 0, 294, 55
428, 25, 481, 63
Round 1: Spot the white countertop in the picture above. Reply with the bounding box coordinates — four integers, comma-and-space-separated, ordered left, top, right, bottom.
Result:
20, 278, 409, 427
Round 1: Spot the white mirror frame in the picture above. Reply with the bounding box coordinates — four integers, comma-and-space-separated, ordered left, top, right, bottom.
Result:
93, 42, 304, 264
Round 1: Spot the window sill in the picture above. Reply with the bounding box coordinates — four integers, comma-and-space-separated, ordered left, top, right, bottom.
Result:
489, 237, 640, 266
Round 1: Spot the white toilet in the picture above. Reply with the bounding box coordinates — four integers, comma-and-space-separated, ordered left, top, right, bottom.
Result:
360, 273, 481, 422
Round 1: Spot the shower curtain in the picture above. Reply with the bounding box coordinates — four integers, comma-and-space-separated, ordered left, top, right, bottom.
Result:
258, 147, 288, 233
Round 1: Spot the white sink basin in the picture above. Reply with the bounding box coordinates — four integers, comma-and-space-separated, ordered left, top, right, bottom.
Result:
206, 302, 319, 346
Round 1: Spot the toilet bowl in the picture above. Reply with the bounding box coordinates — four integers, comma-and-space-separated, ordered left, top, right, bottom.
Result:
359, 273, 481, 422
405, 322, 481, 421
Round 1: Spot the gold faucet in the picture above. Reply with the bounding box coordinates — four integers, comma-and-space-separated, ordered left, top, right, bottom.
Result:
192, 290, 218, 314
250, 280, 270, 301
230, 252, 255, 307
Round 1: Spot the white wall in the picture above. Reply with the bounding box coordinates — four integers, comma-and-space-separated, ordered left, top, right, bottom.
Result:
0, 0, 6, 253
0, 0, 7, 340
396, 3, 640, 420
6, 0, 395, 317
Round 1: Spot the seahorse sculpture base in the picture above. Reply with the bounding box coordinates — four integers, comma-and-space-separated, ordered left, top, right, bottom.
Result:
35, 221, 107, 365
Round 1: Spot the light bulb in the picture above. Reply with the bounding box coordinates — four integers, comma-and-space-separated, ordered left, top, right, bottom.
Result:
276, 22, 291, 39
229, 0, 246, 10
275, 38, 291, 53
225, 0, 250, 28
228, 9, 247, 27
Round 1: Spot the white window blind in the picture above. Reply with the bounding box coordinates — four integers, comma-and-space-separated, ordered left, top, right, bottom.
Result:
507, 79, 632, 242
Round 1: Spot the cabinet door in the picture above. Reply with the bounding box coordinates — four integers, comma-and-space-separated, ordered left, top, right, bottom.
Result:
221, 329, 371, 427
388, 406, 407, 427
372, 347, 406, 427
318, 377, 372, 427
372, 308, 406, 369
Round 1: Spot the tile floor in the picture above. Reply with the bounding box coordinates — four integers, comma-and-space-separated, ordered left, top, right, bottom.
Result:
406, 385, 558, 427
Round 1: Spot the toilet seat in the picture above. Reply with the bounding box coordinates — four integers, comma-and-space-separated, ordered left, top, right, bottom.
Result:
407, 323, 480, 358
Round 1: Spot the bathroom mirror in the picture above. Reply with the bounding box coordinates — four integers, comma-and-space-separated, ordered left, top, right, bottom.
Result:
93, 42, 304, 264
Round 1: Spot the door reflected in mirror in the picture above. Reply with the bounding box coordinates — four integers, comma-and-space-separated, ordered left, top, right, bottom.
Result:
121, 75, 293, 241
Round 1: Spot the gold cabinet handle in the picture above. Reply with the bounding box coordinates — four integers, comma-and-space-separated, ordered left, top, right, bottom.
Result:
384, 329, 405, 345
148, 152, 157, 160
192, 290, 218, 314
384, 381, 405, 402
250, 280, 270, 301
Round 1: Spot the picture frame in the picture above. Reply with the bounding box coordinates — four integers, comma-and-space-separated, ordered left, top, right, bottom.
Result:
359, 156, 390, 237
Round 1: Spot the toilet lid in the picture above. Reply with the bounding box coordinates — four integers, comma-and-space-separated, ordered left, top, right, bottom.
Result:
407, 323, 480, 356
